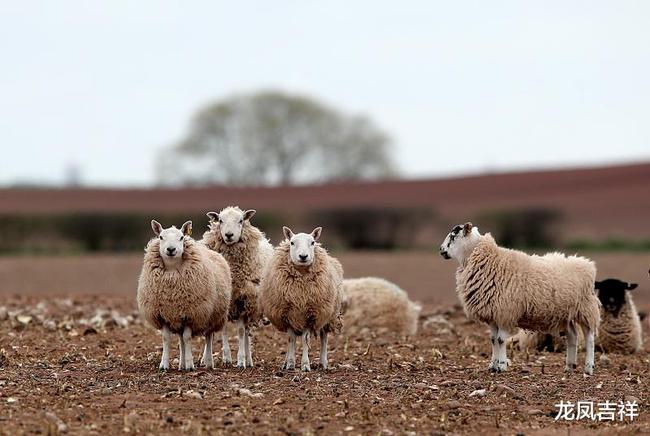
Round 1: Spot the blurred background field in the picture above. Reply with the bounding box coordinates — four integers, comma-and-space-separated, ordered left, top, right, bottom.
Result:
1, 1, 649, 303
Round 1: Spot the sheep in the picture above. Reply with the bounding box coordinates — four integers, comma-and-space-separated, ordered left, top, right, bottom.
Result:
137, 220, 231, 371
511, 278, 643, 355
259, 226, 343, 371
597, 278, 643, 354
439, 222, 600, 375
201, 206, 274, 368
341, 277, 422, 337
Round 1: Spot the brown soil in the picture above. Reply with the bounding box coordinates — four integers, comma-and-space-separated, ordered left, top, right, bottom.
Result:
1, 252, 649, 435
2, 251, 649, 309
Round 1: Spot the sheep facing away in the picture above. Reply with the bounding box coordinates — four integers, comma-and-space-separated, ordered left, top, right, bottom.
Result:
202, 207, 274, 368
259, 226, 343, 371
440, 222, 600, 374
137, 220, 232, 370
511, 278, 643, 355
341, 277, 421, 337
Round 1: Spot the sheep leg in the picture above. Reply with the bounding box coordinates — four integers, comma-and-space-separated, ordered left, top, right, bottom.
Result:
201, 331, 214, 369
488, 324, 498, 369
496, 328, 509, 372
236, 319, 247, 368
489, 325, 508, 373
178, 334, 186, 371
182, 326, 194, 371
244, 326, 254, 367
159, 325, 171, 371
564, 322, 578, 372
301, 331, 311, 372
581, 324, 595, 375
221, 327, 232, 365
319, 330, 328, 370
283, 330, 297, 370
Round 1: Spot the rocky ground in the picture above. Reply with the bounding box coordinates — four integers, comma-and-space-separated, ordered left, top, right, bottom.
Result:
0, 295, 648, 435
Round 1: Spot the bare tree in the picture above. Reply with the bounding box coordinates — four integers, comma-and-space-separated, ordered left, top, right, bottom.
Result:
157, 91, 396, 186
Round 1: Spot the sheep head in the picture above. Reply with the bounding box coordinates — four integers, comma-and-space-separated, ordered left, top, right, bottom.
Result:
151, 219, 192, 262
283, 226, 322, 267
207, 206, 256, 245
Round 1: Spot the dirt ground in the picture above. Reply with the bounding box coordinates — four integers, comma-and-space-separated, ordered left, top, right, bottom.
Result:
1, 251, 649, 435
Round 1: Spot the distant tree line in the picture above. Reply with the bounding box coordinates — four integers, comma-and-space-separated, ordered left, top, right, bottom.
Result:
157, 91, 397, 187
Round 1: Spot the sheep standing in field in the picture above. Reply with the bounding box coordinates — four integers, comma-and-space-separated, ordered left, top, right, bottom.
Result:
511, 278, 643, 355
137, 220, 231, 370
259, 226, 343, 371
341, 277, 422, 337
202, 207, 274, 368
595, 278, 642, 354
439, 222, 600, 374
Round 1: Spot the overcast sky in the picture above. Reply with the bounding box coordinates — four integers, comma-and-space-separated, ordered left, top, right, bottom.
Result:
1, 1, 649, 186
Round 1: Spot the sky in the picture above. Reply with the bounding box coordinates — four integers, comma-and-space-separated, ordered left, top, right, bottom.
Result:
1, 1, 649, 187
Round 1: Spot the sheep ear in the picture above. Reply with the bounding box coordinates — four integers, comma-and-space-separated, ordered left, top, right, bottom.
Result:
206, 212, 219, 223
462, 222, 473, 236
283, 226, 294, 241
311, 227, 323, 241
181, 221, 192, 237
627, 283, 638, 291
151, 220, 163, 236
243, 209, 256, 222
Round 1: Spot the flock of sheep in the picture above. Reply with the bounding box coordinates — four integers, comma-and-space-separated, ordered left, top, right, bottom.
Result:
136, 207, 645, 375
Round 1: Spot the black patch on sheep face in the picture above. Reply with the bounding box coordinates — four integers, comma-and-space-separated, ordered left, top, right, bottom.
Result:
447, 225, 463, 246
595, 278, 636, 317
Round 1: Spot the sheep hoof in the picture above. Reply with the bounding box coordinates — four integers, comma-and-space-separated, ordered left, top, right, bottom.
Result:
301, 364, 311, 372
489, 361, 507, 373
283, 361, 295, 370
564, 363, 577, 373
584, 364, 594, 375
159, 364, 169, 372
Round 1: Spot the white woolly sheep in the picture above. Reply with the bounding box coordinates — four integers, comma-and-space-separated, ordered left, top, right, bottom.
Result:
137, 220, 232, 370
201, 206, 274, 368
341, 277, 421, 337
513, 278, 643, 355
440, 222, 600, 375
259, 226, 343, 371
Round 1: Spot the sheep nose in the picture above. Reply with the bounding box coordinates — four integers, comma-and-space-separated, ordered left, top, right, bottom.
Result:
225, 232, 234, 239
166, 247, 176, 256
299, 254, 308, 261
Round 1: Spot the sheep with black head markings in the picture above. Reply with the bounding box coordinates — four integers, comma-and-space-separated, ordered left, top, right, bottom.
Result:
440, 222, 600, 375
201, 206, 274, 368
594, 278, 642, 354
259, 226, 343, 371
137, 220, 231, 370
511, 278, 643, 355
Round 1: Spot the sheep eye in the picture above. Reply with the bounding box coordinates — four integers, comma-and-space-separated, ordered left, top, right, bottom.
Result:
218, 219, 223, 224
311, 241, 315, 246
290, 242, 294, 246
179, 236, 184, 241
159, 236, 163, 240
239, 219, 243, 224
